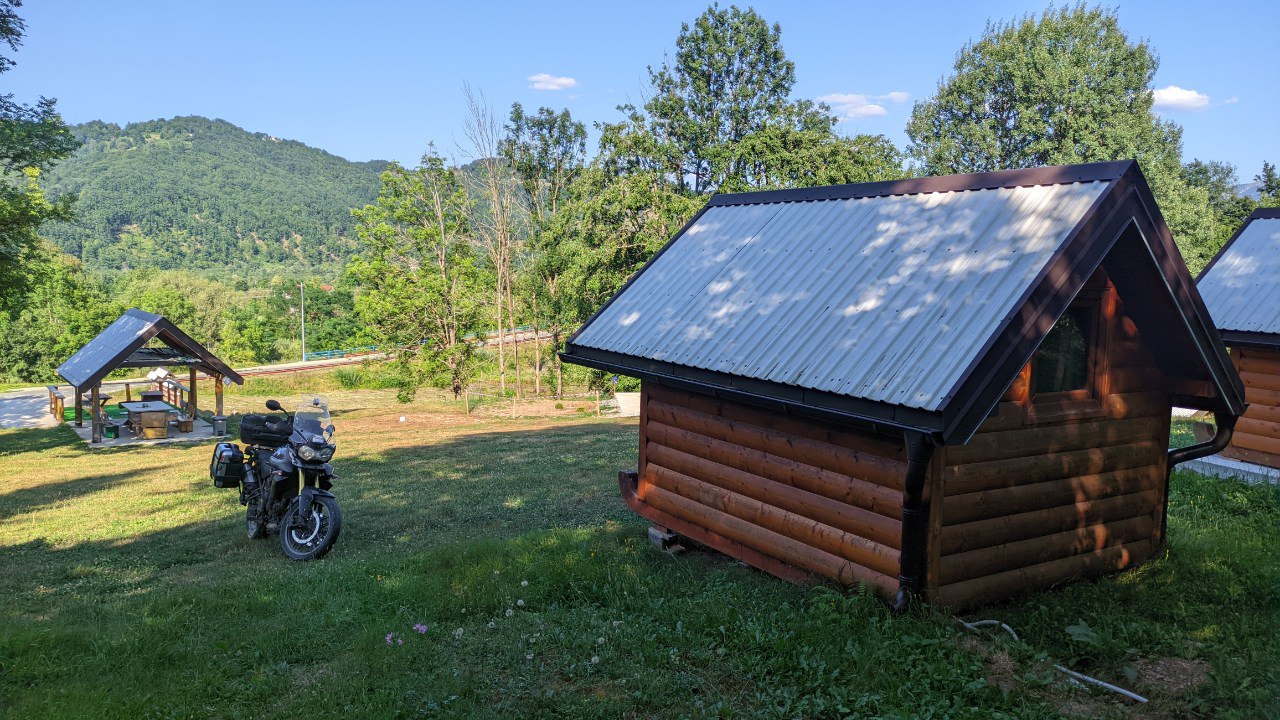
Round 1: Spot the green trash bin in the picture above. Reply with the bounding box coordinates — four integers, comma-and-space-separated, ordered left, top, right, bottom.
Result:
104, 423, 120, 439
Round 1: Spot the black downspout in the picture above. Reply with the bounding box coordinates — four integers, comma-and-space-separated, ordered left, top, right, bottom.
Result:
1161, 411, 1237, 546
891, 431, 939, 613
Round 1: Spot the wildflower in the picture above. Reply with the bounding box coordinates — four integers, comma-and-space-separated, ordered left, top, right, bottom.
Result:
385, 632, 394, 646
597, 637, 605, 645
453, 628, 464, 639
505, 609, 514, 617
397, 638, 404, 646
520, 580, 528, 587
412, 623, 429, 634
516, 599, 525, 607
612, 621, 622, 628
590, 656, 600, 664
526, 653, 534, 660
488, 621, 496, 629
493, 570, 500, 576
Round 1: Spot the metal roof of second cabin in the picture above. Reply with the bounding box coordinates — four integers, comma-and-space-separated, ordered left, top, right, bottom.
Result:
1198, 208, 1280, 345
56, 309, 244, 389
564, 161, 1245, 442
573, 181, 1107, 412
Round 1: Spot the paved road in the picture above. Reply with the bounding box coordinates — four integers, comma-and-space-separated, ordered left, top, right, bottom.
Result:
0, 390, 57, 430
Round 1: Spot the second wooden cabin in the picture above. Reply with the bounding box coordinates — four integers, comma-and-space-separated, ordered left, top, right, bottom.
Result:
1197, 208, 1280, 471
563, 161, 1246, 609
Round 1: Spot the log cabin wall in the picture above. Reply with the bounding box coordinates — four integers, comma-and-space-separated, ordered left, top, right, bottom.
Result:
635, 382, 908, 598
1223, 347, 1280, 468
933, 270, 1172, 609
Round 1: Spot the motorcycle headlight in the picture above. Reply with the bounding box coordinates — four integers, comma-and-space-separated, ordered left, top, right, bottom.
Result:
319, 445, 335, 462
298, 445, 318, 461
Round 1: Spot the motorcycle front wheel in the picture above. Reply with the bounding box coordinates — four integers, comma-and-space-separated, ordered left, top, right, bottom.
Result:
279, 495, 343, 561
246, 509, 267, 540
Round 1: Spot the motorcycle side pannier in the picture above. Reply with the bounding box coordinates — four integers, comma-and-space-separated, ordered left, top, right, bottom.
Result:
210, 442, 245, 488
239, 414, 292, 447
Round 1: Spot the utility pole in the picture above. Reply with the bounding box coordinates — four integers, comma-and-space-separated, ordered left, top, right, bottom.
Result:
299, 281, 307, 362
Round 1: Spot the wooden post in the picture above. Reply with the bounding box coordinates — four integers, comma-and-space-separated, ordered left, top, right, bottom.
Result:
214, 373, 224, 417
465, 391, 471, 415
189, 367, 198, 418
596, 391, 601, 417
75, 389, 83, 427
90, 385, 101, 443
125, 382, 132, 402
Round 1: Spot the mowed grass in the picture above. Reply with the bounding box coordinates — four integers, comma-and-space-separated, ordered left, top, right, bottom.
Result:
1, 384, 1277, 719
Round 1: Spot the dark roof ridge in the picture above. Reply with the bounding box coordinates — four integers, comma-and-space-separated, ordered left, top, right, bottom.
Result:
707, 160, 1133, 208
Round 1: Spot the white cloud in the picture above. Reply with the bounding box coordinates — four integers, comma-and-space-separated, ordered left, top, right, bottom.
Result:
528, 73, 577, 91
818, 91, 910, 121
1152, 85, 1210, 111
1224, 96, 1240, 105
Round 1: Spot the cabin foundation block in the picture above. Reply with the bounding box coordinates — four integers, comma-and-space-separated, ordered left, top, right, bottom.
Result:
647, 525, 685, 553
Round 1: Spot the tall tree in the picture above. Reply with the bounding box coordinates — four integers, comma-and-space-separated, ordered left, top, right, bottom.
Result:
554, 3, 903, 337
1256, 161, 1280, 207
1182, 159, 1256, 247
502, 103, 587, 395
0, 0, 79, 308
905, 3, 1217, 272
349, 148, 482, 400
463, 86, 528, 397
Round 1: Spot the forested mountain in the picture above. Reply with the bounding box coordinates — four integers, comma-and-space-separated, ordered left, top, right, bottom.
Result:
39, 116, 388, 275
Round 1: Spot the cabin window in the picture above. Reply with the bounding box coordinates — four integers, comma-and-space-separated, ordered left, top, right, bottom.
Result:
1025, 290, 1110, 420
1033, 307, 1093, 395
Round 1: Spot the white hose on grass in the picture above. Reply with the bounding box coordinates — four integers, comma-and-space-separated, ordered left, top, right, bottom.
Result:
955, 618, 1148, 704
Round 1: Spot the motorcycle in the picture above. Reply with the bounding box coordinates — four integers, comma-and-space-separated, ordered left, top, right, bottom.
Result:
210, 396, 343, 560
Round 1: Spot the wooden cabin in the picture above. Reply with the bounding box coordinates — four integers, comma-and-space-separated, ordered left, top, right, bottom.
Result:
1198, 208, 1280, 469
562, 161, 1246, 609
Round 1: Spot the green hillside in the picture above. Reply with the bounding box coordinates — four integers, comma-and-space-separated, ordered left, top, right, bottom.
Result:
39, 116, 388, 275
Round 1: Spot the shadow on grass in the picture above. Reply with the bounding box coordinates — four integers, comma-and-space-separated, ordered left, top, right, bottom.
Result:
0, 467, 168, 521
0, 425, 83, 457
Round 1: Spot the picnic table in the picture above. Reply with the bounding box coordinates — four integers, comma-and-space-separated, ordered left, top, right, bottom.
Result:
119, 401, 178, 439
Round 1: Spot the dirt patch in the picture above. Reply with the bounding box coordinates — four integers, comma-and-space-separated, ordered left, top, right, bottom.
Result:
957, 634, 1019, 694
1131, 657, 1210, 697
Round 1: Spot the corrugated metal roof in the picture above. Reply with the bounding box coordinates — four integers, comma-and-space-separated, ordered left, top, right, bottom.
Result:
1198, 216, 1280, 336
57, 310, 160, 388
572, 181, 1110, 412
56, 308, 244, 389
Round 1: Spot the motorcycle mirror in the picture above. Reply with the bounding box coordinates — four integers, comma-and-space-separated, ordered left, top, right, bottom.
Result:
326, 424, 335, 437
265, 399, 283, 412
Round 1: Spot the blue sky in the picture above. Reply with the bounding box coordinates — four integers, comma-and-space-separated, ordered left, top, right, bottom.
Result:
8, 1, 1279, 180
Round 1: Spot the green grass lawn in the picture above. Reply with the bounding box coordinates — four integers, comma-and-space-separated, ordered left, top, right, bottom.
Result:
1, 385, 1276, 719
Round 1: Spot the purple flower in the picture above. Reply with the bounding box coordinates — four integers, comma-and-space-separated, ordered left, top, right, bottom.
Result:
385, 632, 394, 646
397, 638, 404, 646
413, 623, 429, 634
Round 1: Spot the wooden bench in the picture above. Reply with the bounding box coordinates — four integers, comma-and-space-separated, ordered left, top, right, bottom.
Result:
46, 386, 65, 423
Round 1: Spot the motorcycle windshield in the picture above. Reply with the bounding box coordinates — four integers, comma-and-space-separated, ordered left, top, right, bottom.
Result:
294, 396, 331, 438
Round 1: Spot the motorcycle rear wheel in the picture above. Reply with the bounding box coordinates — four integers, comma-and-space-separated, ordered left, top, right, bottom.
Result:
279, 495, 342, 561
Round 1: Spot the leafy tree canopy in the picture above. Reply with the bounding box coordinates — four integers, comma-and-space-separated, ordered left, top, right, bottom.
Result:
38, 116, 388, 277
0, 0, 79, 309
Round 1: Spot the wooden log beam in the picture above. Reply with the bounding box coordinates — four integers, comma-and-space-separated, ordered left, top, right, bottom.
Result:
1108, 367, 1163, 394
1220, 445, 1280, 469
940, 490, 1160, 554
939, 515, 1153, 585
647, 421, 904, 523
936, 540, 1154, 610
1233, 431, 1280, 457
1238, 417, 1280, 442
943, 465, 1162, 526
1240, 371, 1280, 393
646, 440, 901, 547
943, 440, 1163, 496
637, 476, 897, 594
647, 383, 906, 460
1245, 386, 1280, 408
944, 415, 1165, 466
1244, 403, 1280, 425
646, 398, 907, 490
617, 471, 816, 586
1236, 351, 1280, 377
646, 463, 901, 576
